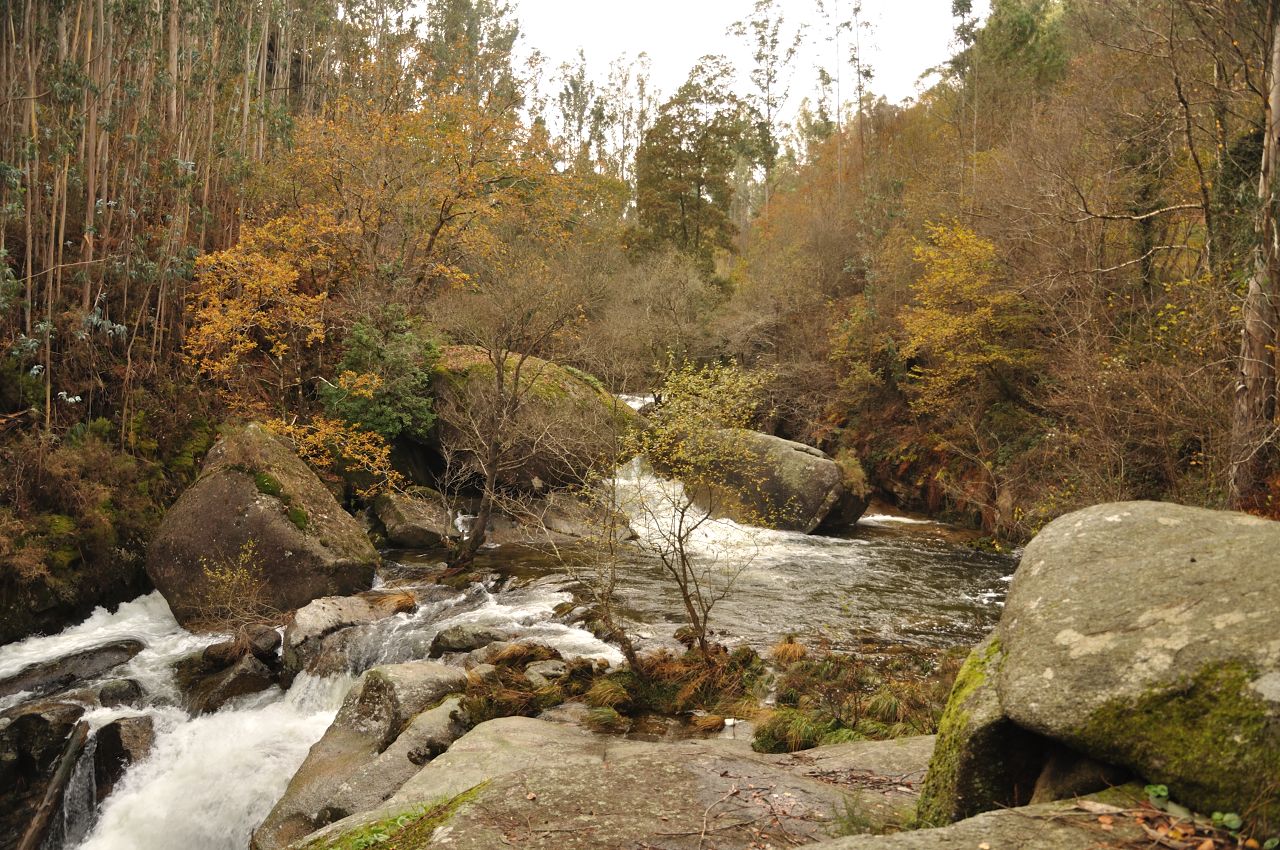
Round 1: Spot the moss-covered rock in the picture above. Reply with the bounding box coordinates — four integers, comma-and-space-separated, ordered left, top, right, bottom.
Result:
693, 429, 855, 533
915, 635, 1047, 826
146, 423, 378, 629
430, 346, 642, 491
998, 501, 1280, 824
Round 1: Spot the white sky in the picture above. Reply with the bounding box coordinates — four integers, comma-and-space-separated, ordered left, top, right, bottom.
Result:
515, 0, 991, 114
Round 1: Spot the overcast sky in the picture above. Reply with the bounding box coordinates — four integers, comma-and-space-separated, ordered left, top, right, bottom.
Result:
515, 0, 991, 114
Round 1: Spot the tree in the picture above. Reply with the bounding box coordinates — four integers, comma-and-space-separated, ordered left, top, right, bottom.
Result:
635, 57, 747, 271
1229, 0, 1280, 509
619, 361, 772, 654
730, 0, 805, 205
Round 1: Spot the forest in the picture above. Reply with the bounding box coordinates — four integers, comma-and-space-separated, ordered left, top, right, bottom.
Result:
2, 0, 1276, 623
1, 2, 1279, 849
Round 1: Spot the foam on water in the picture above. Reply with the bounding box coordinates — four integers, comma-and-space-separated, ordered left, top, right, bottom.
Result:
78, 673, 351, 850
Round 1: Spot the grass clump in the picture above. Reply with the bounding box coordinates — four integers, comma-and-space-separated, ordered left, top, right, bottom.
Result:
753, 646, 960, 753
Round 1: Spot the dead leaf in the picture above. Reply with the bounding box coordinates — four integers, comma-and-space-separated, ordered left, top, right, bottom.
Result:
1195, 839, 1215, 850
978, 843, 991, 849
526, 792, 537, 801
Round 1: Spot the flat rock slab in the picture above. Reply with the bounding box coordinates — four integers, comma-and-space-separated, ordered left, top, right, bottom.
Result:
808, 793, 1147, 849
295, 718, 935, 850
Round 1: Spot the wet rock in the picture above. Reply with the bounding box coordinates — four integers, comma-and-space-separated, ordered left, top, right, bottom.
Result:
174, 651, 277, 715
297, 717, 916, 850
282, 592, 416, 680
998, 502, 1280, 823
244, 623, 283, 662
320, 696, 471, 823
535, 492, 635, 541
97, 678, 143, 708
0, 700, 85, 847
252, 660, 468, 850
93, 715, 155, 802
374, 490, 456, 548
0, 639, 143, 701
147, 423, 379, 629
429, 624, 515, 657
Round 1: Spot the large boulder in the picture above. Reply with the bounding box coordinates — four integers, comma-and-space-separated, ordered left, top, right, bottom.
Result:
174, 650, 277, 715
0, 639, 143, 701
93, 715, 155, 802
147, 424, 379, 628
921, 501, 1280, 825
252, 660, 468, 850
373, 490, 456, 548
697, 429, 857, 533
292, 718, 933, 850
431, 346, 642, 491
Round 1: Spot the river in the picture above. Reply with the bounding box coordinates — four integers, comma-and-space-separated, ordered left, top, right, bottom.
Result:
0, 464, 1013, 850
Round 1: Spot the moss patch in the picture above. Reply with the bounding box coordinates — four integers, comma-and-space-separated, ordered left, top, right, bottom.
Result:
1071, 662, 1279, 825
302, 784, 486, 850
287, 505, 310, 531
916, 635, 1012, 827
254, 472, 284, 498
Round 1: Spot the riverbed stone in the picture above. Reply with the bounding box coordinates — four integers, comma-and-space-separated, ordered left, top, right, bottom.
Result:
319, 696, 471, 823
93, 715, 155, 801
97, 678, 143, 708
0, 700, 85, 847
283, 592, 417, 679
429, 623, 515, 657
374, 490, 456, 548
252, 660, 468, 850
693, 429, 849, 533
0, 639, 143, 701
997, 501, 1280, 822
176, 651, 277, 715
294, 717, 933, 850
147, 423, 379, 629
523, 659, 567, 688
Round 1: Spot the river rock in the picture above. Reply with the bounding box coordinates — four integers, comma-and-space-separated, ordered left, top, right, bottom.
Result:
0, 639, 143, 701
319, 696, 471, 823
432, 346, 642, 491
374, 490, 456, 548
294, 718, 932, 850
429, 623, 515, 657
147, 423, 379, 629
97, 678, 143, 708
921, 501, 1280, 826
93, 715, 155, 802
174, 651, 277, 715
282, 592, 416, 679
0, 700, 85, 848
693, 429, 849, 533
252, 660, 468, 850
523, 659, 567, 688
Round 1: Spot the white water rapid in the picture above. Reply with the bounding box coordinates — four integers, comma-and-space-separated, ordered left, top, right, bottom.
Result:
0, 568, 618, 850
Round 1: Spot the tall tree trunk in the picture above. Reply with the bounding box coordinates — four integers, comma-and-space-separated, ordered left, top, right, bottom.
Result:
1230, 0, 1280, 508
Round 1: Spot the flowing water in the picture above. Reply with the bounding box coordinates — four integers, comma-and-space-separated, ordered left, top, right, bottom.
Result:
0, 459, 1013, 850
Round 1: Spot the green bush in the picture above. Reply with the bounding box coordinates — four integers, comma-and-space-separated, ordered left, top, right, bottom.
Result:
320, 311, 440, 442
